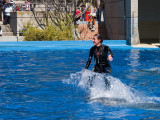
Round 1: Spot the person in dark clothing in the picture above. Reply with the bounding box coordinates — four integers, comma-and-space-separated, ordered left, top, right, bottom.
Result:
3, 1, 7, 24
81, 0, 86, 21
85, 34, 113, 88
0, 26, 2, 36
85, 34, 113, 73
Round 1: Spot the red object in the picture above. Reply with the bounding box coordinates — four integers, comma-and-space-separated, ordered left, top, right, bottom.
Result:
16, 6, 20, 11
76, 10, 81, 15
86, 11, 91, 21
76, 10, 81, 17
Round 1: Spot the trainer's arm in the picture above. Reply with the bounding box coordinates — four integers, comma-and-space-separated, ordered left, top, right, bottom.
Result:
85, 48, 94, 69
107, 47, 113, 61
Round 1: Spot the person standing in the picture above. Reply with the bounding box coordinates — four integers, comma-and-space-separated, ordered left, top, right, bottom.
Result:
4, 2, 12, 25
88, 15, 96, 31
75, 8, 82, 21
74, 8, 81, 40
0, 26, 2, 36
25, 0, 30, 11
81, 0, 86, 21
3, 0, 8, 24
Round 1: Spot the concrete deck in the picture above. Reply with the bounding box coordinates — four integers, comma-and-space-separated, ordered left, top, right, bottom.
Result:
152, 43, 160, 47
132, 43, 159, 49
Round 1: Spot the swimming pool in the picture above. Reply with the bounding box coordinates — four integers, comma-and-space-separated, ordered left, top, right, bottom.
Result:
0, 41, 160, 119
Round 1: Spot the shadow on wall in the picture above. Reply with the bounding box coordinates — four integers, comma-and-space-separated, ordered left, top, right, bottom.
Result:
138, 0, 160, 43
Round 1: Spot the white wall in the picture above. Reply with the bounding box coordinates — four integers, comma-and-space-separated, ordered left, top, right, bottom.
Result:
10, 11, 47, 35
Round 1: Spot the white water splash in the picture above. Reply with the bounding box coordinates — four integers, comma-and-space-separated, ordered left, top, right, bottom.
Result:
63, 69, 158, 105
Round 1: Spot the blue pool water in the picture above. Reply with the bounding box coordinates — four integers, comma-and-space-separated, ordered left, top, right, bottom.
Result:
0, 41, 160, 119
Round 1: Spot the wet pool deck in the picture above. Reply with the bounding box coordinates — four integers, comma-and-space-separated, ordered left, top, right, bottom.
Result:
132, 43, 159, 49
0, 36, 159, 50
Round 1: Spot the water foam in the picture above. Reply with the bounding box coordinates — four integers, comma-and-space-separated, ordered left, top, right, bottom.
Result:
63, 69, 158, 105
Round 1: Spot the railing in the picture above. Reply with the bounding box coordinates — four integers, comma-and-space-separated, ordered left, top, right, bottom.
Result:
12, 2, 75, 12
13, 2, 46, 11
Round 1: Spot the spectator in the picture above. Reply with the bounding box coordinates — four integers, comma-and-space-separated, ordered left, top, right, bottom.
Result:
4, 3, 12, 25
25, 0, 30, 11
9, 0, 13, 5
0, 2, 2, 21
16, 4, 20, 11
74, 8, 81, 40
88, 15, 96, 31
21, 4, 26, 11
10, 1, 16, 11
75, 8, 82, 21
91, 7, 97, 19
33, 3, 36, 10
0, 26, 2, 36
98, 0, 105, 22
30, 2, 36, 11
81, 0, 86, 21
3, 0, 8, 24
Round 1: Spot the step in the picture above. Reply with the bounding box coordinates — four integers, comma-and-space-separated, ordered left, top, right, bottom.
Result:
1, 25, 13, 32
0, 36, 18, 41
77, 22, 108, 40
0, 21, 3, 25
79, 30, 106, 33
80, 33, 107, 36
80, 34, 107, 38
78, 25, 106, 33
79, 31, 99, 35
2, 32, 14, 36
79, 30, 107, 35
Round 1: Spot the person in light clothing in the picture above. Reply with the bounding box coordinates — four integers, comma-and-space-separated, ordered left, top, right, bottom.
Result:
4, 3, 13, 25
0, 26, 2, 36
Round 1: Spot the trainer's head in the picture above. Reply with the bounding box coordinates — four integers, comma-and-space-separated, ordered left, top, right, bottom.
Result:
92, 34, 103, 46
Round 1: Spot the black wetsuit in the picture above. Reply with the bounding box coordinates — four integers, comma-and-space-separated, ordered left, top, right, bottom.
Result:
85, 44, 113, 73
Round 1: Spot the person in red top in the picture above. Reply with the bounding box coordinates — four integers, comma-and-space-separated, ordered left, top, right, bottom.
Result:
16, 4, 20, 11
75, 8, 82, 21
